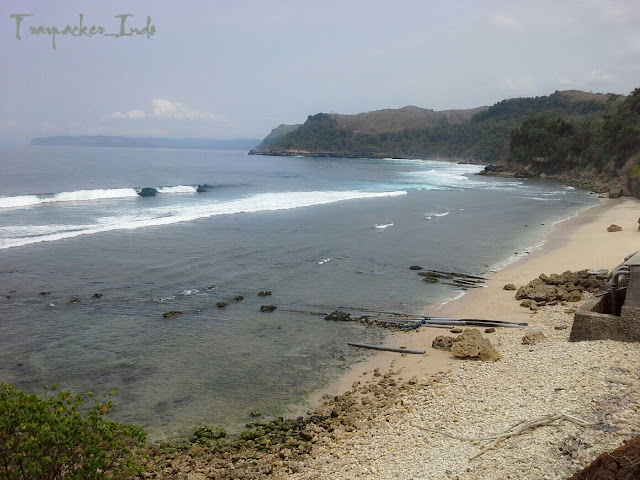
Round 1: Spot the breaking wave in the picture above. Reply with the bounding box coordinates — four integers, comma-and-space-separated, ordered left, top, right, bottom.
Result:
0, 185, 201, 209
0, 190, 407, 249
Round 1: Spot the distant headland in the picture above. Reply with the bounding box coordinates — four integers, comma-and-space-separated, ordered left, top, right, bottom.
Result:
31, 135, 261, 151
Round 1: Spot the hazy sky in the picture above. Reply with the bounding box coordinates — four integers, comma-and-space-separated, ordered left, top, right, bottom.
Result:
2, 0, 639, 143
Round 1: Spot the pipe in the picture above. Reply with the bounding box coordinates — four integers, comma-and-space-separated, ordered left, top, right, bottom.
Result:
610, 265, 629, 315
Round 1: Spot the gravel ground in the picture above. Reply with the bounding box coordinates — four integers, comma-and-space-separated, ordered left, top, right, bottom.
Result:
289, 300, 640, 480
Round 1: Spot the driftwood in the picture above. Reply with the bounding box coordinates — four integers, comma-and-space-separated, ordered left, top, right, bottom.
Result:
412, 413, 595, 460
347, 342, 425, 355
423, 317, 528, 328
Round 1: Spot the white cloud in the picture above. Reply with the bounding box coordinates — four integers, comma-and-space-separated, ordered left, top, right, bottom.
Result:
491, 13, 523, 34
150, 99, 215, 121
558, 74, 576, 88
111, 109, 146, 120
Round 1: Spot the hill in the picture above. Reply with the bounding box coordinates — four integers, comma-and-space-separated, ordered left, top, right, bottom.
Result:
251, 90, 614, 162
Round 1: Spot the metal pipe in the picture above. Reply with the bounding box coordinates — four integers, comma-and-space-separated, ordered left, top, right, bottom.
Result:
610, 265, 629, 315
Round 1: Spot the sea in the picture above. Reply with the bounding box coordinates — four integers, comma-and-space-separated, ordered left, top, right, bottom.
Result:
0, 146, 598, 440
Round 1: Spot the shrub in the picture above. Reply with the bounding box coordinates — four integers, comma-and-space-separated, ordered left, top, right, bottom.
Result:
0, 383, 146, 480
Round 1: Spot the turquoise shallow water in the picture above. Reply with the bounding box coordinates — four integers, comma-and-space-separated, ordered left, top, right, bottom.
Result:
0, 146, 597, 439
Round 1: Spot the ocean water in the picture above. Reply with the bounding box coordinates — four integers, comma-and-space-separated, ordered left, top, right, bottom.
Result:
0, 146, 597, 439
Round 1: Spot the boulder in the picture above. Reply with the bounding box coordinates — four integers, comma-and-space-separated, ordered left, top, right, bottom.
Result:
233, 295, 244, 301
608, 187, 624, 198
260, 305, 277, 312
409, 265, 423, 270
92, 293, 103, 299
522, 331, 546, 345
450, 329, 501, 361
607, 224, 622, 232
503, 284, 516, 291
258, 291, 272, 296
422, 275, 438, 283
163, 310, 182, 318
432, 336, 455, 351
216, 301, 229, 308
324, 310, 352, 321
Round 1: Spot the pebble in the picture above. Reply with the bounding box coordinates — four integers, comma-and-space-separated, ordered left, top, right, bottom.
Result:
285, 299, 640, 480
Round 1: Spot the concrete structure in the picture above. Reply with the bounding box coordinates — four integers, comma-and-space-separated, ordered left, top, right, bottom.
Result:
570, 252, 640, 342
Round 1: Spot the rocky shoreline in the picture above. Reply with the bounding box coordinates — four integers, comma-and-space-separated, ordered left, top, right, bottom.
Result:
140, 197, 640, 479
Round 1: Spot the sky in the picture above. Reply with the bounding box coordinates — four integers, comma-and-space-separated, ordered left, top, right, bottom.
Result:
1, 0, 639, 143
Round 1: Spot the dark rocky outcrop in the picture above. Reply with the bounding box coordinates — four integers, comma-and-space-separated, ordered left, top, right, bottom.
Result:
138, 187, 158, 197
324, 311, 352, 322
409, 265, 423, 270
258, 291, 272, 297
216, 301, 229, 308
567, 435, 640, 480
233, 295, 244, 301
260, 305, 277, 312
503, 284, 516, 291
163, 311, 182, 318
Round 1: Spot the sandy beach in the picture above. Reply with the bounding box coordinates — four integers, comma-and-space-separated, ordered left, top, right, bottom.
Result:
287, 197, 640, 479
147, 197, 640, 479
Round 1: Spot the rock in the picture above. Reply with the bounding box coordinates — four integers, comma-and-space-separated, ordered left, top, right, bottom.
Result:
260, 305, 277, 312
522, 331, 546, 345
233, 295, 244, 301
450, 329, 501, 361
607, 224, 622, 232
409, 265, 423, 270
567, 435, 640, 480
555, 325, 568, 330
484, 327, 496, 334
216, 301, 229, 308
68, 298, 80, 304
432, 336, 455, 351
503, 284, 516, 291
92, 293, 103, 298
608, 187, 624, 198
258, 291, 272, 296
422, 275, 438, 283
163, 310, 182, 318
566, 290, 583, 302
520, 299, 537, 310
324, 310, 352, 321
39, 291, 50, 296
250, 410, 262, 417
138, 187, 158, 197
450, 328, 463, 334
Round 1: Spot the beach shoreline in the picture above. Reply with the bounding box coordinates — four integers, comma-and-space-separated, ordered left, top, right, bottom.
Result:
296, 196, 640, 423
147, 197, 640, 479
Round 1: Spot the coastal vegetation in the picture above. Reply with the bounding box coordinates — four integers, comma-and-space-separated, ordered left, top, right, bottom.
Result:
0, 383, 146, 480
252, 87, 640, 196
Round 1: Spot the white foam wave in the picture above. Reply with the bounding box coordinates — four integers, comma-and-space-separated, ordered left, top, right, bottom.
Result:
0, 190, 407, 249
318, 258, 331, 265
0, 188, 139, 209
373, 223, 394, 229
156, 185, 198, 194
0, 185, 203, 209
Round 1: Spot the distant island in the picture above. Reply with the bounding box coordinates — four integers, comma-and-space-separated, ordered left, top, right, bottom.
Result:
31, 136, 261, 151
250, 88, 640, 199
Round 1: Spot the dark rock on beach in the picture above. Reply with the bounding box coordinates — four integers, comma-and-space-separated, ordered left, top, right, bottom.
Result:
324, 310, 352, 322
233, 295, 244, 301
216, 301, 229, 308
258, 291, 272, 296
39, 291, 51, 296
260, 305, 277, 312
163, 310, 183, 318
409, 265, 423, 270
68, 298, 80, 304
503, 284, 516, 291
92, 293, 103, 298
607, 224, 622, 232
